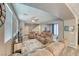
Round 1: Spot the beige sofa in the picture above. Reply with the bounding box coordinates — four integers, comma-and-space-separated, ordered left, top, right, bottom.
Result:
28, 48, 53, 56
45, 42, 65, 56
12, 31, 68, 56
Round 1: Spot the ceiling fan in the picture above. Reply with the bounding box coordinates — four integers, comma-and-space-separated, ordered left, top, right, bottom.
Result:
31, 16, 39, 23
0, 3, 6, 27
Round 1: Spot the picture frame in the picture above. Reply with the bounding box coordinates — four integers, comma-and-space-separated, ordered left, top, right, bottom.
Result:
64, 26, 74, 32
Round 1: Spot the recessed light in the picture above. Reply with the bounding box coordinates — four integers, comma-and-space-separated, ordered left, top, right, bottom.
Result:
32, 19, 36, 23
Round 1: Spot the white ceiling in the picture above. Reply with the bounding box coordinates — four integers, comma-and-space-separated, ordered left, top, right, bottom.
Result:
25, 3, 75, 20
12, 3, 79, 24
66, 3, 79, 18
12, 3, 58, 24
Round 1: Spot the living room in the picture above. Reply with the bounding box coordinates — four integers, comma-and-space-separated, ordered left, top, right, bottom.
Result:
0, 3, 79, 56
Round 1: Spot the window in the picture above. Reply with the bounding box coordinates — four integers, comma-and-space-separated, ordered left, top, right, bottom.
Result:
4, 5, 12, 43
52, 24, 59, 39
4, 6, 18, 43
4, 5, 18, 43
54, 24, 58, 37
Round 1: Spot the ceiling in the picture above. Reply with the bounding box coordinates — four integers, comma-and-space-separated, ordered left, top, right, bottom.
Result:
66, 3, 79, 18
11, 3, 79, 24
12, 3, 57, 24
25, 3, 75, 20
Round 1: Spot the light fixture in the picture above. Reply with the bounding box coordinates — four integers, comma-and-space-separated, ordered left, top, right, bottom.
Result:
31, 16, 39, 23
32, 19, 36, 23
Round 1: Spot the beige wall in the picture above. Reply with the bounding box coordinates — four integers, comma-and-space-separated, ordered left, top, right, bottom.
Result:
58, 20, 64, 41
21, 23, 53, 34
5, 39, 12, 56
13, 16, 18, 36
0, 26, 5, 56
32, 25, 41, 32
64, 19, 78, 48
21, 23, 30, 35
40, 24, 52, 32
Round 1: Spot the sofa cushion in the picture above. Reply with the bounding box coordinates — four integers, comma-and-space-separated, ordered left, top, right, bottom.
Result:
22, 39, 44, 55
28, 48, 53, 56
36, 32, 53, 44
46, 42, 65, 56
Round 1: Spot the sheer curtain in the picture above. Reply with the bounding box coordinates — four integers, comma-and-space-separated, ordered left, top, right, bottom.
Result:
4, 6, 12, 43
4, 5, 18, 43
54, 24, 58, 38
52, 24, 59, 40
